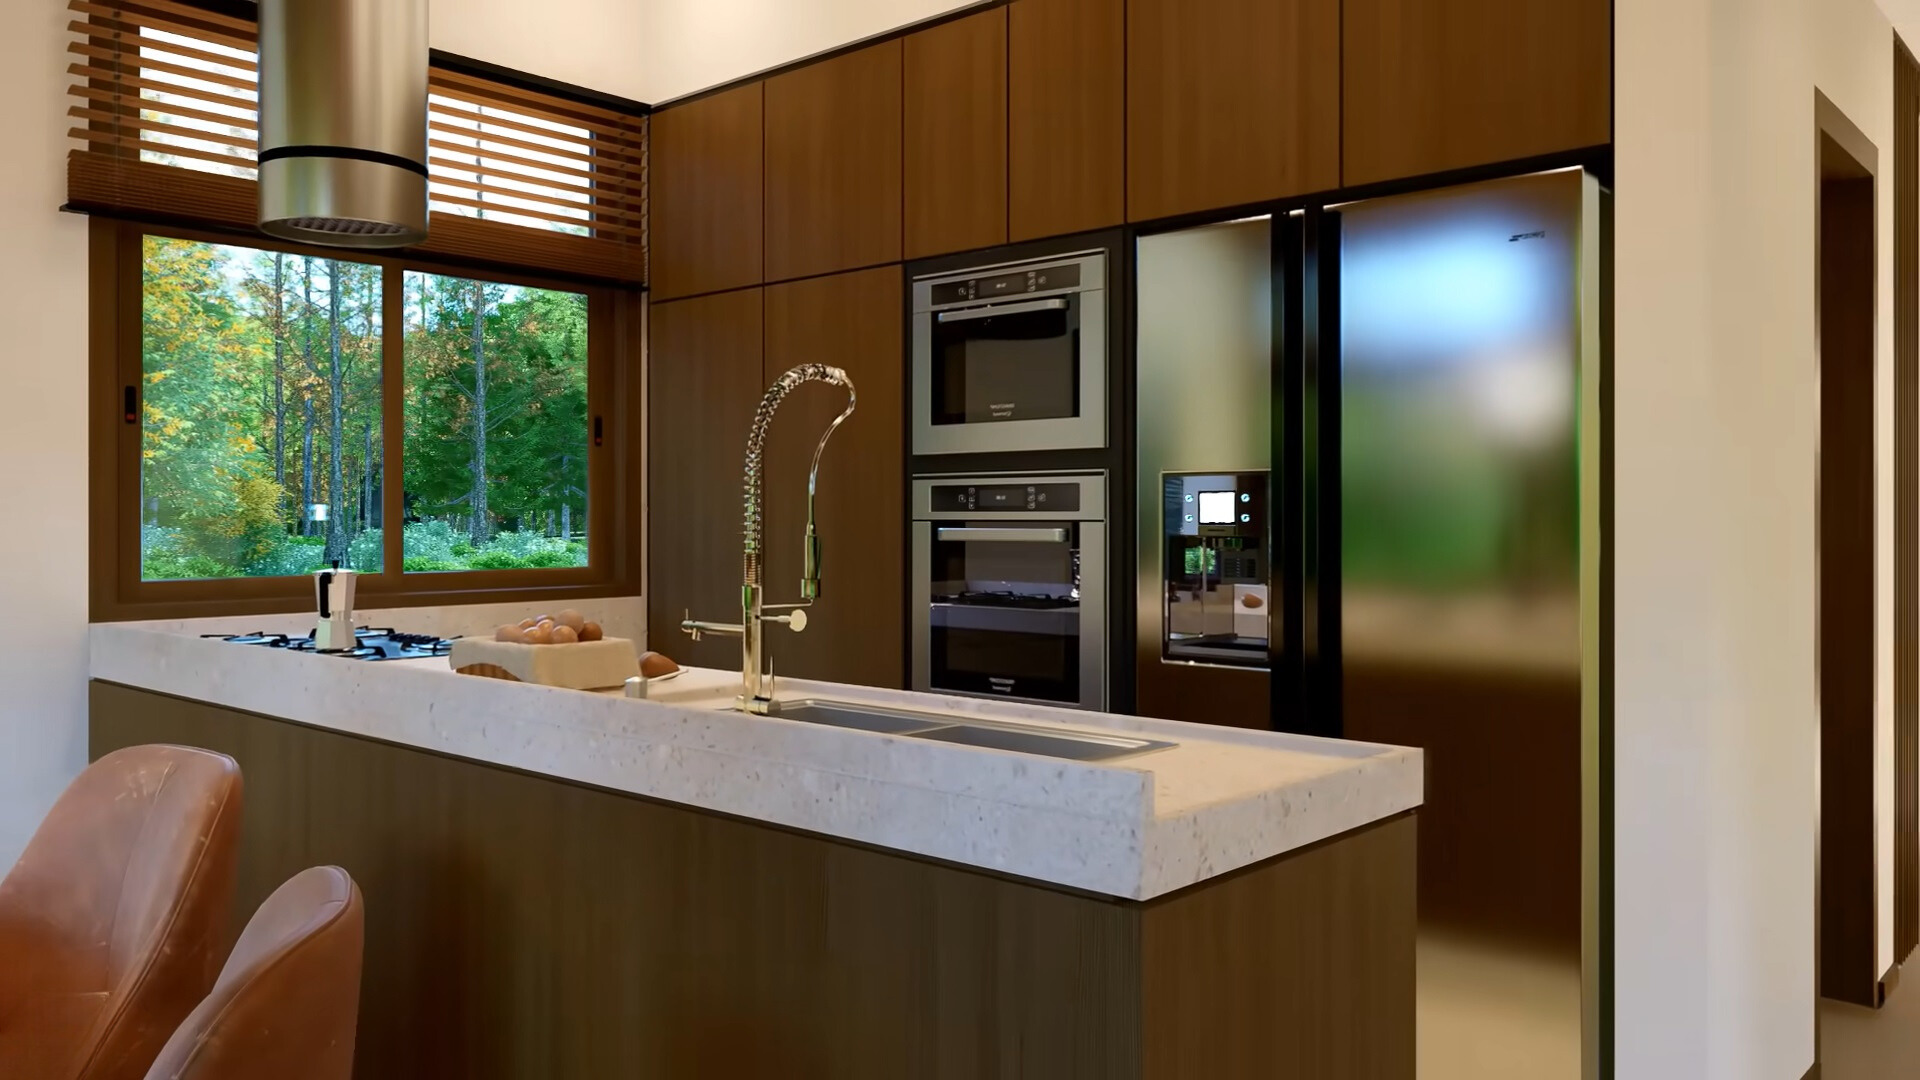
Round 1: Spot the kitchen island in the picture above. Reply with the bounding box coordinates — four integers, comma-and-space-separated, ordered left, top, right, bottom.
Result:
89, 604, 1422, 1079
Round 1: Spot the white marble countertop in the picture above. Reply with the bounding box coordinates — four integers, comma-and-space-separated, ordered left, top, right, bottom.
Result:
87, 599, 1422, 900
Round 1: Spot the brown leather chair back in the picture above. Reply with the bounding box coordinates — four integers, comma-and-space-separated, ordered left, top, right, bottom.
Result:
142, 867, 364, 1080
0, 745, 243, 1080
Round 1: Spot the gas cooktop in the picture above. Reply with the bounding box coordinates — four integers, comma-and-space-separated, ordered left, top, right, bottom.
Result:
204, 628, 457, 661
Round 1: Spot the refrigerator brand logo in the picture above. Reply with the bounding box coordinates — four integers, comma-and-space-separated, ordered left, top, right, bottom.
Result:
1509, 230, 1548, 242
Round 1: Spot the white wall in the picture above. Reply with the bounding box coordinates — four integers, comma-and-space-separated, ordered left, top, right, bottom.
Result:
639, 0, 979, 103
1616, 0, 1906, 1074
431, 0, 651, 102
0, 2, 97, 871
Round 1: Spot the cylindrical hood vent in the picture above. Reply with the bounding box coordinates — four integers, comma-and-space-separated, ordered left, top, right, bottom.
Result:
257, 0, 429, 248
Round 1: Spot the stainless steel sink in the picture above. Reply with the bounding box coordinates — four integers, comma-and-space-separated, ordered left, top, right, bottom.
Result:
775, 699, 951, 735
774, 698, 1176, 762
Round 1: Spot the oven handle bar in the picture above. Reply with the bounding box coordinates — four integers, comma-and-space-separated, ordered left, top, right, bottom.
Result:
935, 297, 1069, 323
933, 527, 1069, 544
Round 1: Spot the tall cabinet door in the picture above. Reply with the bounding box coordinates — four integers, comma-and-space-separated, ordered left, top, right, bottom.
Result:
649, 82, 764, 301
1343, 0, 1611, 185
647, 288, 765, 671
762, 267, 905, 689
764, 43, 904, 283
1126, 0, 1339, 222
1008, 0, 1124, 242
904, 8, 1008, 259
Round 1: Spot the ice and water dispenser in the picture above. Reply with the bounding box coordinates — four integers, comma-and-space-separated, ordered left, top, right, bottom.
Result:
1160, 471, 1268, 667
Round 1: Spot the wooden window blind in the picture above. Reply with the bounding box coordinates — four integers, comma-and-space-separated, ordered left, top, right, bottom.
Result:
65, 0, 648, 284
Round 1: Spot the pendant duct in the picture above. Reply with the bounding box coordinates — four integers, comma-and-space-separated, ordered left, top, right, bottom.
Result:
257, 0, 429, 248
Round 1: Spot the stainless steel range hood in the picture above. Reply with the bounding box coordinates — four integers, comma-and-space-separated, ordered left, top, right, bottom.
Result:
256, 0, 429, 248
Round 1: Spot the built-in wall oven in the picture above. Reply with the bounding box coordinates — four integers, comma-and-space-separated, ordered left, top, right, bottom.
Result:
911, 473, 1106, 710
911, 252, 1107, 456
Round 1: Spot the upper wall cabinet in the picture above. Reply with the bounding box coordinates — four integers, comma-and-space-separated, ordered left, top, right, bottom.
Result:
1126, 0, 1339, 222
1008, 0, 1125, 241
905, 8, 1009, 259
649, 83, 765, 301
1343, 0, 1611, 186
764, 42, 904, 283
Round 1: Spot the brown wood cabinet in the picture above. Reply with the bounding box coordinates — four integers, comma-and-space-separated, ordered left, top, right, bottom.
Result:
1008, 0, 1126, 241
648, 83, 765, 300
646, 288, 764, 670
1125, 0, 1339, 222
904, 8, 1009, 259
761, 267, 905, 689
1342, 0, 1611, 186
764, 42, 904, 283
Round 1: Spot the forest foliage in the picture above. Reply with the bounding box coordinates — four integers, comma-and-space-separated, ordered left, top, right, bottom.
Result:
140, 236, 589, 581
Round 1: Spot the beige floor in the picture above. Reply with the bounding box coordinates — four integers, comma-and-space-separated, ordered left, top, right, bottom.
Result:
1822, 981, 1920, 1079
1418, 930, 1583, 1080
1418, 933, 1920, 1078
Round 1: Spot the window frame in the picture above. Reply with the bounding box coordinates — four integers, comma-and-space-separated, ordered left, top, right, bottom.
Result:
90, 216, 644, 622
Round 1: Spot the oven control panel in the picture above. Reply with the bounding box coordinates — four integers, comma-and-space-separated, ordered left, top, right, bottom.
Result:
930, 483, 1083, 514
928, 264, 1082, 307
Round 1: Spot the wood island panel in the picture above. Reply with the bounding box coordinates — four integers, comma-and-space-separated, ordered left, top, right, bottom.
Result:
91, 681, 1416, 1079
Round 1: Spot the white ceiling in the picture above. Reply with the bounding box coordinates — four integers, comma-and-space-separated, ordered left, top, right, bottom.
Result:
433, 0, 983, 105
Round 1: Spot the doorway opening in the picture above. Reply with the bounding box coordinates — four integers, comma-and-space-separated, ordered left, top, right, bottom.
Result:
1816, 93, 1879, 1011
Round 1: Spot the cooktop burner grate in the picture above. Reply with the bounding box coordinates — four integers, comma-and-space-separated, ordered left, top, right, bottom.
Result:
204, 627, 457, 660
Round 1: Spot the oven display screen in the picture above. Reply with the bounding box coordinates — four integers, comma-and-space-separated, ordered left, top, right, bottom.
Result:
1197, 491, 1237, 525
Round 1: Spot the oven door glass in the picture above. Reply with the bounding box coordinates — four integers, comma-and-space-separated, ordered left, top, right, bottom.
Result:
931, 299, 1080, 426
927, 524, 1081, 704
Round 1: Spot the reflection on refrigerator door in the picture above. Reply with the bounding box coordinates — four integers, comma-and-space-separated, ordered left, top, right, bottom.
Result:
1340, 169, 1598, 1078
1133, 217, 1275, 727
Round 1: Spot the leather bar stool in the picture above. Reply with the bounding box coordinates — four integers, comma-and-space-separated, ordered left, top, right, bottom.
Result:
142, 867, 364, 1080
0, 745, 244, 1080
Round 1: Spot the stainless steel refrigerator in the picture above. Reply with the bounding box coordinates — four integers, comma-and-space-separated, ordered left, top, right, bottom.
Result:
1136, 168, 1606, 1075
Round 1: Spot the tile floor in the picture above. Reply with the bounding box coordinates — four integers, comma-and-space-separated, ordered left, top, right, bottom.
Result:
1822, 981, 1920, 1078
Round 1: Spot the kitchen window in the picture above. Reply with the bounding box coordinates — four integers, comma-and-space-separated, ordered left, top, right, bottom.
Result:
94, 222, 640, 620
71, 2, 646, 619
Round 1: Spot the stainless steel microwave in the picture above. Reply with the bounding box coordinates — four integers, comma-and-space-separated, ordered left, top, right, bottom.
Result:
910, 251, 1108, 456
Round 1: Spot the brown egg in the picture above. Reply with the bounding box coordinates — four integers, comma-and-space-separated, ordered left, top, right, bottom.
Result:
578, 621, 604, 642
536, 619, 556, 634
638, 651, 680, 679
556, 608, 586, 631
1241, 593, 1264, 610
523, 625, 553, 645
550, 624, 579, 645
517, 617, 538, 630
495, 624, 526, 643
